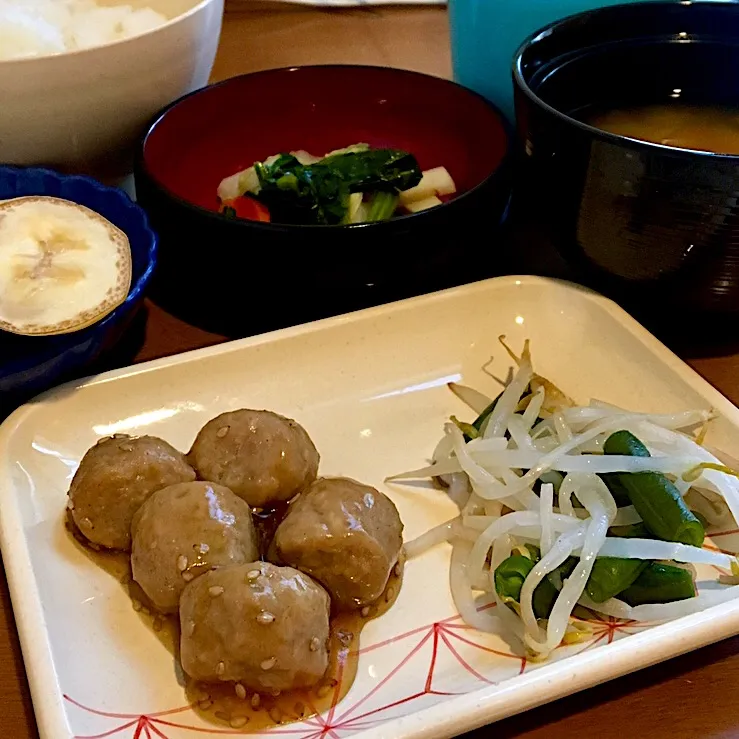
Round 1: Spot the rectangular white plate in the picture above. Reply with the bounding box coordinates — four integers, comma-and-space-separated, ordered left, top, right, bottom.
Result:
3, 275, 739, 739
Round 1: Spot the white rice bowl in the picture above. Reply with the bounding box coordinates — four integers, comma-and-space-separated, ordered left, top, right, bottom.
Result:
0, 0, 168, 60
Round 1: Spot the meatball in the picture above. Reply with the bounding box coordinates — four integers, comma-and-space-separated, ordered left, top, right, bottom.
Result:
130, 482, 259, 613
67, 435, 195, 551
188, 410, 319, 508
180, 562, 330, 692
274, 477, 404, 610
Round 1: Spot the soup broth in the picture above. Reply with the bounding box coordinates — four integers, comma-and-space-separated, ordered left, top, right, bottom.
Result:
586, 104, 739, 155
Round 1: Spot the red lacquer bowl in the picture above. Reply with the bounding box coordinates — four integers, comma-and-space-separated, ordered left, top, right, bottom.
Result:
135, 65, 512, 335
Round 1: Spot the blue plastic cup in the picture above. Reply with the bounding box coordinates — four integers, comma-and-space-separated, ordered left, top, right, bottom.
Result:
449, 0, 649, 122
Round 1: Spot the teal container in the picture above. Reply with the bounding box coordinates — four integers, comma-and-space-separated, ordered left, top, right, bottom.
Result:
449, 0, 648, 122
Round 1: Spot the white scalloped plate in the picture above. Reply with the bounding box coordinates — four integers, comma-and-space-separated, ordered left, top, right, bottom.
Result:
2, 275, 739, 739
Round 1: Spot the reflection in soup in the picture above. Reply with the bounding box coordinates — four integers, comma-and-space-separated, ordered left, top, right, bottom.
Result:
586, 105, 739, 155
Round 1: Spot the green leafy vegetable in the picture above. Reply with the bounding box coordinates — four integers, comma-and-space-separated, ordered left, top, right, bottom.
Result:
366, 191, 400, 222
252, 149, 422, 225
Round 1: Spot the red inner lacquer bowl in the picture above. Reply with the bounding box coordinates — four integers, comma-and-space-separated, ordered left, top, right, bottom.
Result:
141, 65, 510, 221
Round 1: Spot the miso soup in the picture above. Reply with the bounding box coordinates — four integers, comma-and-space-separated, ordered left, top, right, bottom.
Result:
586, 104, 739, 155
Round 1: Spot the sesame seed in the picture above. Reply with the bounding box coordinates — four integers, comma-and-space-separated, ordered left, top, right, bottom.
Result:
256, 611, 275, 625
260, 656, 276, 671
309, 637, 321, 652
131, 599, 142, 612
196, 688, 210, 702
66, 499, 74, 510
215, 710, 231, 722
230, 716, 249, 729
182, 572, 194, 582
141, 606, 150, 616
394, 562, 402, 578
216, 661, 225, 676
209, 586, 225, 597
120, 443, 134, 452
246, 569, 260, 581
112, 433, 127, 439
268, 708, 283, 724
235, 683, 247, 700
152, 617, 163, 632
251, 693, 261, 709
270, 689, 281, 697
216, 426, 230, 439
177, 555, 188, 571
81, 517, 92, 529
150, 540, 157, 550
186, 620, 196, 637
316, 684, 332, 699
361, 606, 370, 617
385, 586, 395, 603
198, 699, 213, 710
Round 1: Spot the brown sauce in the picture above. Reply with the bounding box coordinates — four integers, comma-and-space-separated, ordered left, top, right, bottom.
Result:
66, 513, 403, 731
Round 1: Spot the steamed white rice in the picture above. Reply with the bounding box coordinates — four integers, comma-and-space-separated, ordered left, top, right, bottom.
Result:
0, 0, 168, 60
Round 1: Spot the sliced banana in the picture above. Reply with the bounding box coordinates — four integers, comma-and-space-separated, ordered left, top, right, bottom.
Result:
0, 196, 132, 336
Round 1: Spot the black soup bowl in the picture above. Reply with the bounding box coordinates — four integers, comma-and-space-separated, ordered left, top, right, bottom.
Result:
513, 1, 739, 326
136, 65, 512, 336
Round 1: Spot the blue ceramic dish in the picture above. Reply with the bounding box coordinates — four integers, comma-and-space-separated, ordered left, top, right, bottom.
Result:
0, 167, 157, 407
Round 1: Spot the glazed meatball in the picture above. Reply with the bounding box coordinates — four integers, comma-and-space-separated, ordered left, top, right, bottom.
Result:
180, 562, 330, 692
188, 410, 319, 508
68, 435, 195, 551
274, 477, 404, 610
131, 481, 259, 613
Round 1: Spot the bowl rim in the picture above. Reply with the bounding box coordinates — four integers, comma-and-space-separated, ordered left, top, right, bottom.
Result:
0, 0, 220, 67
512, 0, 739, 162
0, 166, 158, 376
137, 63, 514, 232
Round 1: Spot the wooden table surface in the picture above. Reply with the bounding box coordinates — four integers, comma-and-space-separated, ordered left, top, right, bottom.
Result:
5, 5, 739, 738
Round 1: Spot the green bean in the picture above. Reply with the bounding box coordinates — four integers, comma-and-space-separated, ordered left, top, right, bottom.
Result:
532, 558, 577, 618
620, 562, 697, 606
494, 550, 577, 619
603, 430, 704, 547
585, 557, 648, 603
493, 554, 534, 603
598, 472, 632, 507
608, 522, 652, 539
